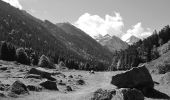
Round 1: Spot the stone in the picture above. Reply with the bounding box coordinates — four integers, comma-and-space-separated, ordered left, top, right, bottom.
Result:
91, 88, 144, 100
10, 80, 29, 95
40, 80, 58, 90
27, 85, 42, 92
76, 79, 85, 85
28, 67, 56, 81
111, 65, 154, 90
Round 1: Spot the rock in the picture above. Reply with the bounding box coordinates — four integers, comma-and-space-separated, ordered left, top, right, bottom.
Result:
27, 85, 42, 92
58, 80, 66, 85
68, 75, 73, 78
28, 67, 56, 81
91, 88, 144, 100
160, 72, 170, 85
25, 74, 42, 79
0, 84, 6, 91
113, 88, 144, 100
40, 80, 58, 90
0, 83, 10, 91
91, 88, 115, 100
0, 91, 6, 97
10, 80, 29, 95
111, 65, 154, 92
66, 86, 72, 91
0, 66, 8, 71
76, 79, 85, 85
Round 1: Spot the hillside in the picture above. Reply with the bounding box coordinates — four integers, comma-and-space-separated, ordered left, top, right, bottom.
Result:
95, 34, 128, 52
56, 23, 112, 61
0, 0, 113, 69
146, 41, 170, 74
109, 25, 170, 71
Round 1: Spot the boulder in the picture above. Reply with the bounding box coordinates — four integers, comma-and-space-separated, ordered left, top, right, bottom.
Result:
25, 74, 42, 79
40, 80, 58, 90
28, 67, 56, 81
160, 72, 170, 85
27, 85, 42, 92
68, 75, 73, 78
0, 91, 6, 97
91, 88, 144, 100
66, 86, 72, 91
91, 88, 115, 100
111, 65, 154, 91
113, 88, 144, 100
76, 79, 85, 85
10, 80, 29, 95
0, 66, 8, 71
0, 83, 6, 91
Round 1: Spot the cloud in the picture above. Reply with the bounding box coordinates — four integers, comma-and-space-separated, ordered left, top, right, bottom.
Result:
121, 22, 152, 41
75, 12, 124, 38
2, 0, 22, 9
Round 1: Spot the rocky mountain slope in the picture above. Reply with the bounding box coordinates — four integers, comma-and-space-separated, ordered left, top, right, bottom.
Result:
0, 0, 113, 67
95, 34, 129, 52
125, 35, 140, 45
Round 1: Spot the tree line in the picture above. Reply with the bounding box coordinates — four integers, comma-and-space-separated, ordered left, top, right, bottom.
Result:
109, 25, 170, 70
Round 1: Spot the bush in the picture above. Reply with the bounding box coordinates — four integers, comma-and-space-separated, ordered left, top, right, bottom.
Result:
30, 52, 39, 65
16, 48, 30, 65
38, 55, 55, 69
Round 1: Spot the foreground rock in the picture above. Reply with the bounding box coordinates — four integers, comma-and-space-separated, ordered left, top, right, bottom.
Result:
111, 65, 154, 94
27, 85, 42, 92
160, 72, 170, 85
40, 80, 58, 90
9, 80, 29, 95
91, 88, 144, 100
28, 67, 56, 81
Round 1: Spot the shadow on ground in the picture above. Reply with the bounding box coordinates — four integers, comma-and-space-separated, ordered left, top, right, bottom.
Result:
144, 88, 170, 99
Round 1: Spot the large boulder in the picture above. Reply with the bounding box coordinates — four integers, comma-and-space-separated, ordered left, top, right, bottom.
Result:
10, 80, 29, 95
28, 67, 56, 81
40, 80, 58, 90
91, 88, 144, 100
160, 72, 170, 85
111, 65, 154, 91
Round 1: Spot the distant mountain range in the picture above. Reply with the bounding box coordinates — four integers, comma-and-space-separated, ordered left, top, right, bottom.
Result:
0, 0, 113, 67
124, 35, 140, 45
95, 34, 129, 52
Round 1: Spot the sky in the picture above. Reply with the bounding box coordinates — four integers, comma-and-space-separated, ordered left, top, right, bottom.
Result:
2, 0, 170, 41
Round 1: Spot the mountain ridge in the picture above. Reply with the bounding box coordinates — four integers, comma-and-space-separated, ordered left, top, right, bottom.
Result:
95, 34, 129, 52
0, 0, 113, 69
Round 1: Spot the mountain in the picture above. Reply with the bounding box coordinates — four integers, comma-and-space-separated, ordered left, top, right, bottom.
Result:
126, 35, 140, 45
0, 0, 113, 69
95, 34, 129, 52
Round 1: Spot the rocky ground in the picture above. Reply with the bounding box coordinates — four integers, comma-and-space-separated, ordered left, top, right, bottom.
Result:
0, 60, 170, 100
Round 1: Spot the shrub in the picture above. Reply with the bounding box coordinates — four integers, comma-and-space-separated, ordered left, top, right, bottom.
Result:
38, 55, 55, 69
16, 48, 30, 65
30, 52, 39, 65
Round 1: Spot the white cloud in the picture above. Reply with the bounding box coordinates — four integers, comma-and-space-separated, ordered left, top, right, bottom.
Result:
75, 12, 124, 38
121, 22, 152, 41
2, 0, 22, 9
